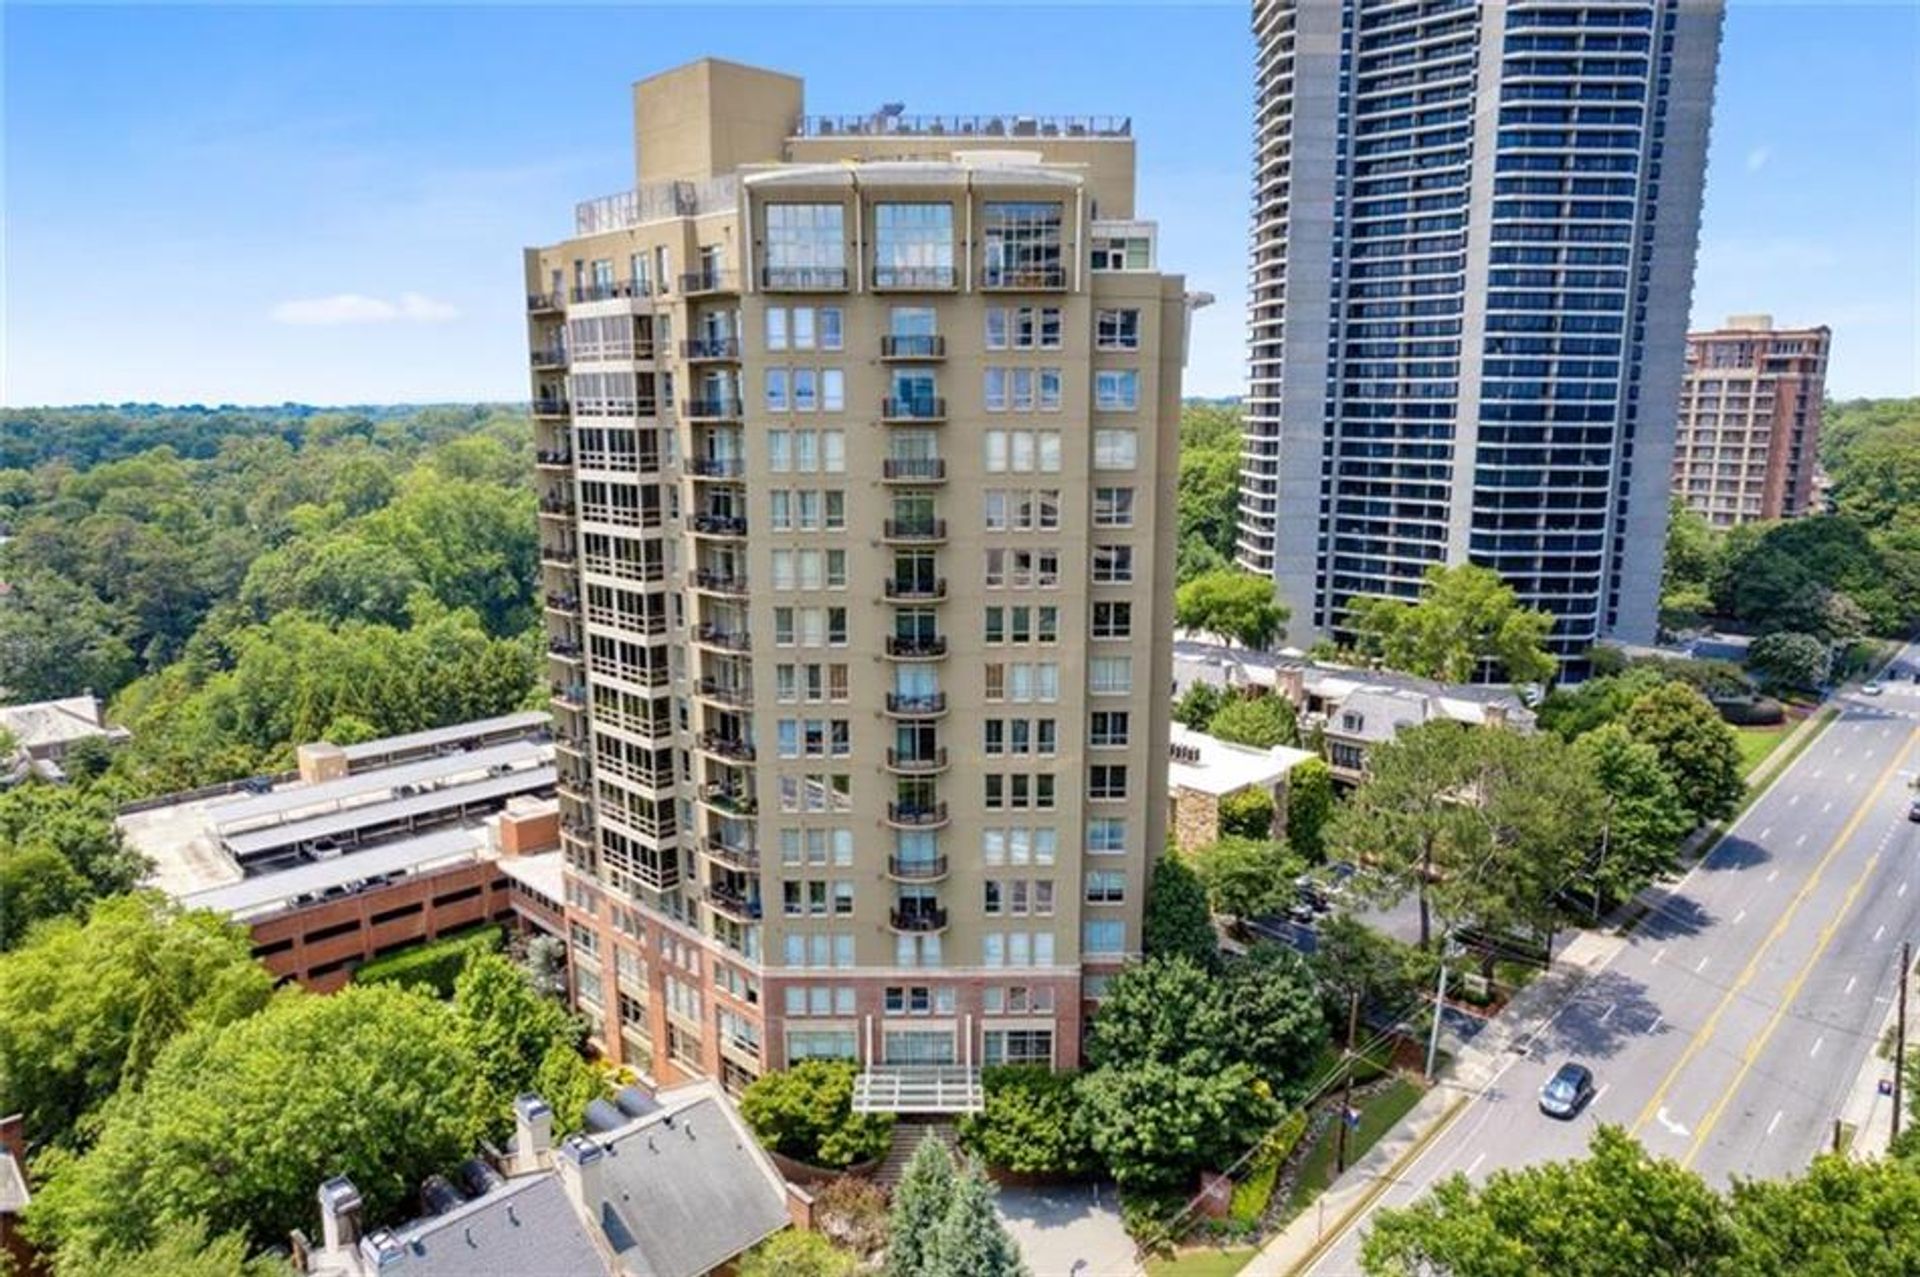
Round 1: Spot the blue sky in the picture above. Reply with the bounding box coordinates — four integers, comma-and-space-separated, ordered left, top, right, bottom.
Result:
4, 2, 1915, 405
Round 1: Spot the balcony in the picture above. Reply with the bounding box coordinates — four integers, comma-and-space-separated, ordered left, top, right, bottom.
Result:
544, 592, 580, 615
888, 854, 950, 883
695, 679, 753, 708
885, 635, 948, 660
698, 731, 755, 763
888, 905, 949, 934
682, 337, 741, 361
689, 457, 746, 479
706, 884, 763, 922
548, 638, 583, 663
569, 280, 649, 304
981, 265, 1067, 291
760, 266, 849, 292
527, 292, 563, 313
537, 496, 575, 520
530, 347, 568, 370
884, 692, 948, 717
703, 838, 760, 872
691, 513, 749, 539
872, 266, 957, 292
881, 335, 946, 360
538, 544, 577, 568
886, 801, 951, 829
551, 682, 586, 710
882, 518, 946, 544
885, 747, 949, 774
883, 577, 946, 603
554, 732, 589, 757
699, 783, 757, 816
532, 399, 570, 419
534, 449, 573, 469
882, 397, 946, 423
882, 458, 946, 484
692, 569, 750, 597
680, 270, 738, 295
693, 623, 751, 652
684, 397, 745, 421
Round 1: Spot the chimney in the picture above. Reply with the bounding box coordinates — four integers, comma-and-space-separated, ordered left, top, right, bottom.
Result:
1276, 666, 1306, 708
357, 1229, 407, 1273
317, 1176, 364, 1254
513, 1094, 554, 1173
555, 1133, 607, 1219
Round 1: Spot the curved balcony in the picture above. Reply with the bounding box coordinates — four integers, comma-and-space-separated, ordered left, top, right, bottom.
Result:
889, 906, 949, 934
689, 457, 746, 480
884, 693, 948, 718
697, 731, 756, 762
702, 838, 760, 872
884, 577, 947, 603
882, 397, 947, 423
871, 265, 957, 292
691, 569, 750, 597
682, 336, 741, 361
882, 458, 946, 484
882, 518, 946, 544
690, 513, 749, 539
885, 747, 949, 775
888, 854, 950, 883
698, 783, 757, 817
760, 266, 849, 292
693, 623, 751, 653
532, 398, 570, 419
705, 884, 763, 922
885, 635, 948, 660
881, 335, 947, 360
684, 397, 744, 422
885, 801, 950, 830
695, 679, 753, 709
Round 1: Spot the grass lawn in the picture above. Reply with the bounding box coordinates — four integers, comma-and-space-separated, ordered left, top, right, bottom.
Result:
1146, 1246, 1258, 1277
1285, 1077, 1425, 1214
1735, 721, 1792, 779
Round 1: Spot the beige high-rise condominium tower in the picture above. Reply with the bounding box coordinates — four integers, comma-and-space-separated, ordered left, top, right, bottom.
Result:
526, 59, 1189, 1107
1672, 315, 1831, 527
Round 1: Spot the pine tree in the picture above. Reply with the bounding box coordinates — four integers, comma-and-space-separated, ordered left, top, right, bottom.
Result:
885, 1132, 956, 1277
926, 1157, 1028, 1277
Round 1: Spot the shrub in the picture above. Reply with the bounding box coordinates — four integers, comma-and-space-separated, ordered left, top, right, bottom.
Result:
738, 1229, 856, 1277
958, 1066, 1097, 1176
352, 924, 502, 998
739, 1060, 895, 1169
1228, 1110, 1311, 1224
1715, 696, 1786, 727
1207, 693, 1299, 749
813, 1176, 889, 1261
1218, 787, 1276, 840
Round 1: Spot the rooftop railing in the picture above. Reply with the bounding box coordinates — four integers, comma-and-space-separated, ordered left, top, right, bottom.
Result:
796, 113, 1130, 138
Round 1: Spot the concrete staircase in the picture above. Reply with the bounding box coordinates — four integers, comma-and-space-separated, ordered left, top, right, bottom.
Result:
874, 1119, 960, 1191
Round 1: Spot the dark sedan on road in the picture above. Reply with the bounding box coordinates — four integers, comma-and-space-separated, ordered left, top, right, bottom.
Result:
1539, 1062, 1596, 1119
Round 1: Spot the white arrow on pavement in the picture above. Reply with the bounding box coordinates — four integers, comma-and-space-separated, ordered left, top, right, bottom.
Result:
1655, 1107, 1691, 1138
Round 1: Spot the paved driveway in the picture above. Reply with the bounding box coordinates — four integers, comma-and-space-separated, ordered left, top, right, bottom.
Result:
996, 1181, 1139, 1277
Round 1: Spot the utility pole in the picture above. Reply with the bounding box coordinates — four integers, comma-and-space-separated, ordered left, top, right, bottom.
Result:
1895, 940, 1910, 1145
1426, 936, 1451, 1081
1336, 991, 1360, 1175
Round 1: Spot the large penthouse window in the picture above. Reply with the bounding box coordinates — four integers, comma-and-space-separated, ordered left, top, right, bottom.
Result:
763, 204, 847, 289
982, 202, 1064, 289
874, 203, 955, 289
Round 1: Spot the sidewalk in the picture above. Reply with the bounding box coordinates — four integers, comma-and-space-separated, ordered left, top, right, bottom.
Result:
1838, 966, 1907, 1161
1241, 929, 1626, 1277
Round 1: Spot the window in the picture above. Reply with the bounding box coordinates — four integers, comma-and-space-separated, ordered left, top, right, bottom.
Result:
765, 368, 789, 412
764, 204, 846, 284
768, 429, 847, 474
1092, 545, 1134, 584
874, 204, 955, 287
1089, 710, 1130, 747
1085, 870, 1127, 903
983, 202, 1064, 287
984, 605, 1059, 645
788, 1029, 858, 1061
1089, 764, 1128, 801
1093, 487, 1135, 527
984, 661, 1060, 704
1087, 817, 1128, 855
1089, 655, 1132, 695
1095, 370, 1140, 410
984, 773, 1057, 811
984, 717, 1057, 757
984, 430, 1063, 474
1091, 601, 1132, 639
1084, 919, 1127, 956
1096, 308, 1142, 350
1091, 234, 1152, 271
983, 1029, 1054, 1067
1093, 429, 1138, 470
765, 307, 843, 353
987, 306, 1065, 350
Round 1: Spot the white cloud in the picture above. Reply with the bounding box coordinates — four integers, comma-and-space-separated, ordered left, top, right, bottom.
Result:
271, 291, 459, 325
1745, 146, 1772, 173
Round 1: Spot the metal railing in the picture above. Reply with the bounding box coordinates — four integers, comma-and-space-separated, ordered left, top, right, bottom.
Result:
760, 266, 849, 291
981, 265, 1068, 290
883, 518, 946, 542
888, 905, 949, 932
882, 397, 946, 420
872, 266, 958, 290
886, 635, 948, 659
883, 578, 946, 602
682, 336, 741, 360
680, 270, 738, 294
885, 692, 948, 715
887, 801, 950, 827
888, 854, 950, 881
881, 335, 946, 358
886, 747, 949, 772
882, 458, 946, 482
797, 113, 1130, 138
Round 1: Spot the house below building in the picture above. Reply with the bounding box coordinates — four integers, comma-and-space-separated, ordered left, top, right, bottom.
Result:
1167, 724, 1318, 853
0, 694, 129, 782
0, 1113, 32, 1277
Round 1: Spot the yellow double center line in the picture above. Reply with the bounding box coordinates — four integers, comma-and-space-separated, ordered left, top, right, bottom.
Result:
1631, 721, 1919, 1161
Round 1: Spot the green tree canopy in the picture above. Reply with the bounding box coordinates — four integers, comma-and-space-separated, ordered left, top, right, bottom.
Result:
0, 895, 273, 1146
957, 1066, 1095, 1176
1745, 631, 1830, 692
1572, 724, 1696, 906
1207, 692, 1299, 749
740, 1229, 856, 1277
1079, 1060, 1278, 1194
925, 1156, 1029, 1277
738, 1060, 895, 1170
1141, 852, 1219, 970
1218, 785, 1278, 841
887, 1132, 957, 1277
1221, 944, 1328, 1100
452, 952, 602, 1139
1624, 680, 1746, 826
1285, 757, 1337, 863
1175, 570, 1290, 650
1347, 564, 1556, 685
1197, 835, 1301, 928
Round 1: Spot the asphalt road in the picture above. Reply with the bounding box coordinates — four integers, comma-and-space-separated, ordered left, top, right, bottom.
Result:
1305, 648, 1920, 1275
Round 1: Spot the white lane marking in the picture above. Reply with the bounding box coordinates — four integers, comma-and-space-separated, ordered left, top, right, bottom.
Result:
1848, 772, 1860, 784
1875, 924, 1887, 942
1599, 1003, 1617, 1023
1767, 1109, 1784, 1136
1647, 1013, 1663, 1033
1695, 956, 1711, 973
1846, 975, 1858, 995
1902, 881, 1911, 899
1733, 909, 1746, 925
1655, 1106, 1691, 1137
1592, 1082, 1611, 1107
1796, 833, 1808, 847
1465, 1152, 1486, 1177
1824, 801, 1835, 813
1789, 794, 1802, 806
1812, 769, 1824, 779
1768, 869, 1781, 883
1760, 826, 1773, 841
1811, 1036, 1825, 1059
1653, 947, 1667, 965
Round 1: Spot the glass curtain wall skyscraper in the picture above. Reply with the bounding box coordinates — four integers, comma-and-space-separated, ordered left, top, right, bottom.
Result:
1238, 0, 1724, 662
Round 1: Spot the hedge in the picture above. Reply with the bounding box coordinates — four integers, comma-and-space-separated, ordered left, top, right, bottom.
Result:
351, 925, 504, 998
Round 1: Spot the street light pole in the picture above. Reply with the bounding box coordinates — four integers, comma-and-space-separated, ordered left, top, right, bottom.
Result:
1426, 935, 1451, 1081
1336, 991, 1360, 1175
1895, 940, 1910, 1145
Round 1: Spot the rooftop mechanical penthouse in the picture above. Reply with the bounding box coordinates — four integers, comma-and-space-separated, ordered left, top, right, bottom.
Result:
524, 58, 1195, 1109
